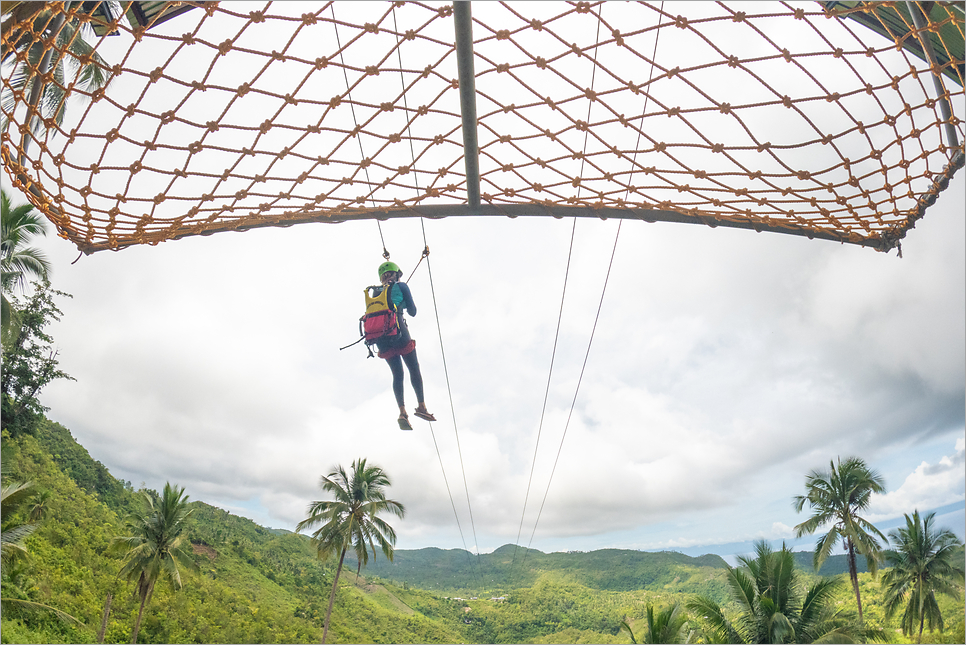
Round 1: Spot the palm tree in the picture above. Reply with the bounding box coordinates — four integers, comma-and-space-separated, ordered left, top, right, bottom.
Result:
687, 540, 874, 643
1, 478, 83, 626
296, 458, 406, 644
27, 488, 50, 521
1, 188, 50, 330
1, 479, 37, 565
621, 602, 692, 643
792, 456, 887, 622
881, 510, 965, 644
110, 482, 198, 644
1, 2, 113, 161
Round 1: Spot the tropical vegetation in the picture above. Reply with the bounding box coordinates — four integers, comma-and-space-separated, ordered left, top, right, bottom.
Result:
1, 444, 82, 628
2, 419, 964, 644
0, 276, 73, 437
1, 2, 113, 161
793, 456, 888, 622
881, 510, 965, 644
296, 458, 406, 643
620, 602, 692, 644
1, 187, 50, 330
687, 539, 878, 643
110, 482, 199, 643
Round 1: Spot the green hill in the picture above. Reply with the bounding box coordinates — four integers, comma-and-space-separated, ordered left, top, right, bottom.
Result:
792, 549, 870, 576
0, 418, 731, 643
4, 416, 963, 644
1, 420, 467, 644
344, 543, 731, 599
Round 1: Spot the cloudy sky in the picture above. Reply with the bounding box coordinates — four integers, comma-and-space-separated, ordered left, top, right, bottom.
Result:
17, 166, 963, 557
5, 0, 964, 560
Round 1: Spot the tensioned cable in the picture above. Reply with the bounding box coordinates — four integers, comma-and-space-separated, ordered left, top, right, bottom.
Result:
507, 218, 577, 583
421, 231, 488, 595
331, 4, 389, 259
518, 1, 664, 567
522, 218, 623, 558
509, 6, 603, 580
390, 5, 484, 593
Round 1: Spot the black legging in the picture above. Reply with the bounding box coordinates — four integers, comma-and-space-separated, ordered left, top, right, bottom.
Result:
386, 349, 424, 407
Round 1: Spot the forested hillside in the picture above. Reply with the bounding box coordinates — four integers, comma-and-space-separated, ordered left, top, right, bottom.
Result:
2, 421, 466, 643
0, 419, 735, 644
2, 417, 963, 644
342, 544, 732, 599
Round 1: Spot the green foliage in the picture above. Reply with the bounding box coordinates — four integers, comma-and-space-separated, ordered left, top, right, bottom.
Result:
112, 481, 199, 643
4, 418, 960, 644
345, 544, 732, 601
1, 187, 50, 330
793, 456, 889, 624
2, 478, 38, 564
296, 457, 406, 643
792, 550, 870, 576
631, 602, 692, 644
881, 511, 965, 644
33, 418, 132, 512
1, 278, 73, 437
687, 540, 874, 643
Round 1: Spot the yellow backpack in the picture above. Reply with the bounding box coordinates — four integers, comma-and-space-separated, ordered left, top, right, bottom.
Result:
340, 284, 401, 358
360, 284, 399, 353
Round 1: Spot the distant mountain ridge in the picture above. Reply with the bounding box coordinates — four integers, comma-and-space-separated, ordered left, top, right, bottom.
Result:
342, 543, 733, 597
342, 541, 870, 597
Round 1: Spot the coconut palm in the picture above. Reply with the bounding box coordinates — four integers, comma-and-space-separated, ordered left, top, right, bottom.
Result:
621, 602, 692, 643
296, 458, 405, 644
1, 479, 37, 565
110, 482, 197, 644
1, 478, 83, 626
1, 2, 113, 160
792, 456, 887, 622
881, 510, 965, 644
1, 188, 50, 330
687, 540, 874, 643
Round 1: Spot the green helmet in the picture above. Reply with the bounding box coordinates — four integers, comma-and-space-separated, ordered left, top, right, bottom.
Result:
378, 261, 401, 277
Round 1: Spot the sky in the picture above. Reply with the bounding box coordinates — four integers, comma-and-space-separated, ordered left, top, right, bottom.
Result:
14, 168, 964, 558
3, 1, 965, 561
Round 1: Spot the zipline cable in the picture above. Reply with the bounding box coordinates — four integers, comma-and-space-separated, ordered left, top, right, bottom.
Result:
391, 6, 486, 595
520, 3, 664, 566
331, 5, 389, 260
507, 218, 577, 581
523, 219, 623, 559
524, 0, 664, 563
509, 7, 602, 581
421, 225, 488, 595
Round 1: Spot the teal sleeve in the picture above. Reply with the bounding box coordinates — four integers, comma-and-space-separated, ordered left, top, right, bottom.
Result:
395, 282, 416, 316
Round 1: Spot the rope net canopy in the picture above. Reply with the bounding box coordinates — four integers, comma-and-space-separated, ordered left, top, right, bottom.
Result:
1, 1, 963, 255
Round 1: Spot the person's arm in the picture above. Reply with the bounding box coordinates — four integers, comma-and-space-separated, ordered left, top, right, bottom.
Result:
398, 282, 416, 316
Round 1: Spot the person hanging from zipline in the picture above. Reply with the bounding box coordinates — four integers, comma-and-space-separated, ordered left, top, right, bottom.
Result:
371, 261, 436, 430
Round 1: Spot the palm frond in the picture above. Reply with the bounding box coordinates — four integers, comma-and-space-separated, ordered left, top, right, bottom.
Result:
814, 526, 840, 571
0, 596, 85, 626
686, 595, 742, 644
728, 568, 757, 615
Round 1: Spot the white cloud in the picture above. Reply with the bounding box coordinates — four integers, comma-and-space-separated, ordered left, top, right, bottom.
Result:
770, 522, 795, 539
869, 438, 966, 522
